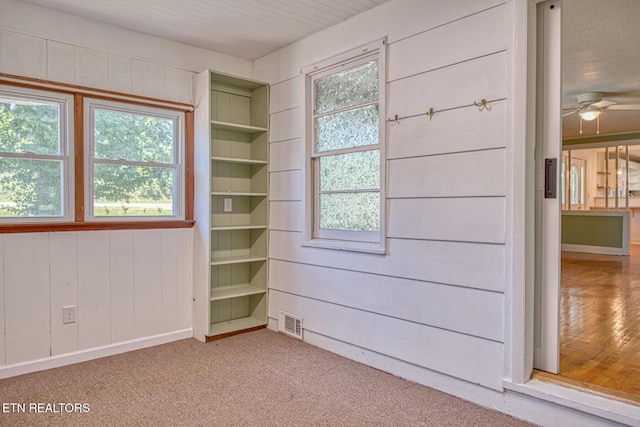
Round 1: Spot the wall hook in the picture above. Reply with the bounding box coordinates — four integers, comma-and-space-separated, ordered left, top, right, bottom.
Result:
473, 98, 488, 108
387, 114, 400, 125
425, 108, 435, 119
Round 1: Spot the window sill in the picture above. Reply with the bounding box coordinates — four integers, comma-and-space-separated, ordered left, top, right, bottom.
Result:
0, 220, 195, 234
302, 238, 386, 255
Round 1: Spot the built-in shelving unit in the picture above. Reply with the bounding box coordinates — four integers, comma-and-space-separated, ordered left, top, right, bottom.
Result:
193, 70, 269, 342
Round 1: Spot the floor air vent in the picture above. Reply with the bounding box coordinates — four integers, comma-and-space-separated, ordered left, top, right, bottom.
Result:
278, 310, 303, 339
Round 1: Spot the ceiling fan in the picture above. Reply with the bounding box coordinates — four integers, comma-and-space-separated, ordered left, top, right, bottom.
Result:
563, 92, 640, 134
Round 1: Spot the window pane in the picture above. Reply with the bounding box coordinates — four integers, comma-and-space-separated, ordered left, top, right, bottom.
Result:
93, 163, 174, 216
319, 192, 379, 231
319, 150, 379, 191
94, 109, 174, 163
0, 97, 60, 155
315, 105, 378, 152
0, 158, 62, 217
315, 60, 378, 114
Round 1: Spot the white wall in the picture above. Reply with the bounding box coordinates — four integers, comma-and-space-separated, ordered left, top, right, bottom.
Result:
0, 0, 253, 103
256, 0, 509, 391
0, 0, 250, 375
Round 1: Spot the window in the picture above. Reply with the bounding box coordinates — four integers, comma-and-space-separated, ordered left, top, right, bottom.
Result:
303, 40, 386, 253
0, 86, 73, 222
85, 99, 184, 220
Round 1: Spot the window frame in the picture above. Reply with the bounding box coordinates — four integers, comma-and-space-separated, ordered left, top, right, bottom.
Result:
84, 98, 185, 222
302, 39, 387, 254
0, 76, 194, 233
0, 85, 75, 223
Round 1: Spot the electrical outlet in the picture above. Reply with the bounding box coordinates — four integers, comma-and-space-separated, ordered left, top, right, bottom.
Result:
223, 197, 233, 212
63, 306, 76, 324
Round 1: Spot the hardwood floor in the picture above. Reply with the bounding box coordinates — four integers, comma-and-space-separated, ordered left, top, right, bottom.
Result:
559, 245, 640, 401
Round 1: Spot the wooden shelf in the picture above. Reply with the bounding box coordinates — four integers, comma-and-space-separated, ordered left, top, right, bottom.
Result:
208, 316, 267, 337
211, 192, 267, 197
211, 156, 267, 165
211, 255, 267, 266
211, 225, 267, 231
210, 285, 266, 301
211, 120, 267, 134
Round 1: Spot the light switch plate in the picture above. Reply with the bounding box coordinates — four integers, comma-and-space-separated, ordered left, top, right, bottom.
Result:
223, 197, 232, 212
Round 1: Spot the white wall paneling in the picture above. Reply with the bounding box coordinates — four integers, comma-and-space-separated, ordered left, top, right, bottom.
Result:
387, 52, 507, 113
269, 201, 301, 232
269, 107, 303, 143
161, 230, 179, 332
387, 4, 507, 82
269, 260, 504, 341
4, 234, 50, 365
388, 149, 506, 198
270, 170, 302, 202
110, 230, 135, 343
107, 54, 133, 94
75, 47, 108, 90
387, 197, 506, 244
0, 31, 47, 79
176, 229, 192, 330
387, 100, 507, 160
0, 235, 5, 366
132, 60, 165, 99
270, 231, 505, 292
50, 232, 79, 355
269, 76, 302, 113
269, 138, 303, 172
269, 290, 504, 390
77, 231, 111, 350
133, 230, 164, 337
47, 40, 75, 84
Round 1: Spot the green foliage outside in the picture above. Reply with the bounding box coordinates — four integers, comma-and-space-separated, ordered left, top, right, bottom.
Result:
0, 99, 176, 218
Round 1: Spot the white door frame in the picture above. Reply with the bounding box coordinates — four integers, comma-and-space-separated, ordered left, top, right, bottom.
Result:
533, 0, 562, 374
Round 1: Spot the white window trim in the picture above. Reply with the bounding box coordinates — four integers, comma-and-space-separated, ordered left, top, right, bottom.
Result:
0, 85, 74, 223
301, 38, 387, 254
83, 98, 185, 222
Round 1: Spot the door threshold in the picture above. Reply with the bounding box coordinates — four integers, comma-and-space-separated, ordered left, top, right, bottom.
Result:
532, 369, 640, 407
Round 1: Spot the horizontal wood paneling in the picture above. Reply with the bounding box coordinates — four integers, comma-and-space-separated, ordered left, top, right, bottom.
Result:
269, 76, 302, 113
269, 290, 504, 390
388, 149, 506, 198
387, 197, 506, 244
270, 231, 505, 292
387, 4, 507, 82
270, 170, 302, 201
388, 52, 506, 116
270, 138, 303, 172
269, 201, 301, 232
4, 233, 50, 365
387, 100, 507, 160
270, 107, 303, 142
270, 260, 504, 341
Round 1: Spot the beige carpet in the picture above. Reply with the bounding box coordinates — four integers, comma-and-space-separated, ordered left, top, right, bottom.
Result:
0, 329, 534, 426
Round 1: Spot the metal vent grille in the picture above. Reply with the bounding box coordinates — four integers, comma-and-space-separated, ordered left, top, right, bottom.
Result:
278, 310, 303, 339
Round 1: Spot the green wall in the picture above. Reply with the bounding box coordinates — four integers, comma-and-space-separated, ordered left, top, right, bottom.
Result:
561, 214, 624, 248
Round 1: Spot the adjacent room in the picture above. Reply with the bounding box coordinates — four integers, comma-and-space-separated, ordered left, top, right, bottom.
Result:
1, 0, 640, 425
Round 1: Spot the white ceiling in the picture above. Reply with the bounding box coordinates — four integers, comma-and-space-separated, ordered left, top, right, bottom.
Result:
16, 0, 388, 60
562, 0, 640, 138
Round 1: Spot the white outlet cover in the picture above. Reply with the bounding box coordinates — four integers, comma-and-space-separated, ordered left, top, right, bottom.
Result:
224, 197, 233, 212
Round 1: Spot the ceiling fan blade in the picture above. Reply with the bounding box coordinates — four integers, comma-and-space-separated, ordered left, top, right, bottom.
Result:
606, 104, 640, 111
562, 110, 578, 117
591, 100, 616, 108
